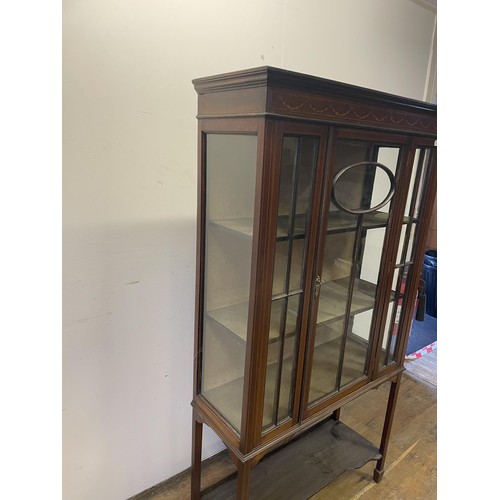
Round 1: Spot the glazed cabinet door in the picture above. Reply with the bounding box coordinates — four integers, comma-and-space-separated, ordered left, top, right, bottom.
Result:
303, 131, 410, 415
376, 143, 436, 373
260, 123, 328, 436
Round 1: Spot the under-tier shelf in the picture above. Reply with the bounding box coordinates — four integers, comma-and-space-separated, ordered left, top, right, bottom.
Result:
202, 418, 381, 499
210, 210, 406, 240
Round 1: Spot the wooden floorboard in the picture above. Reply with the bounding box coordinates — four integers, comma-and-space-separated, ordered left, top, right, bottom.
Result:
131, 351, 437, 500
404, 349, 437, 388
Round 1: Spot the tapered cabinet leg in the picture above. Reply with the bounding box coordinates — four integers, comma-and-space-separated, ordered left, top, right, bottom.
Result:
374, 374, 402, 482
191, 413, 203, 500
236, 460, 252, 500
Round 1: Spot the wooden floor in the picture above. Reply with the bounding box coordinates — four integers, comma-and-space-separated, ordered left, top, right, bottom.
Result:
132, 350, 437, 500
404, 349, 437, 389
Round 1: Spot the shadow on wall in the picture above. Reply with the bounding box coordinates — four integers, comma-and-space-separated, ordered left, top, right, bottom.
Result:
62, 217, 218, 499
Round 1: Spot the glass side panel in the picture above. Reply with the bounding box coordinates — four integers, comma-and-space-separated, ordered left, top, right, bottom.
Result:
379, 147, 434, 369
308, 140, 400, 406
263, 134, 318, 431
201, 134, 257, 433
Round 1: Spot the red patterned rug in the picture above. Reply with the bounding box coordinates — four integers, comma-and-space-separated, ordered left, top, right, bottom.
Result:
405, 340, 437, 360
405, 313, 437, 358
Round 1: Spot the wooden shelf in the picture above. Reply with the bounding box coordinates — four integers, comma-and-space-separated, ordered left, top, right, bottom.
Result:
317, 278, 377, 324
202, 376, 244, 432
210, 210, 406, 241
207, 301, 295, 343
308, 334, 368, 404
207, 302, 251, 343
210, 217, 255, 238
206, 278, 378, 344
203, 351, 298, 432
202, 330, 368, 432
324, 210, 393, 234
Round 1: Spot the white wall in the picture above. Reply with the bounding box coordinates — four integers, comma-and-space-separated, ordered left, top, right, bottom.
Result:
62, 1, 436, 498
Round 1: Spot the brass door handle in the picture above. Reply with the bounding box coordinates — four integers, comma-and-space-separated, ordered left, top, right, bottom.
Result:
314, 276, 325, 298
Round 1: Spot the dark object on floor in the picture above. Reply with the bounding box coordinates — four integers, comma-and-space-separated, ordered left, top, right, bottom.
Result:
202, 420, 381, 499
422, 249, 437, 318
415, 278, 427, 321
406, 314, 437, 355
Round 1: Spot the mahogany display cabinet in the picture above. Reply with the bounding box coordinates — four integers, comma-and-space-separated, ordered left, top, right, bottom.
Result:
191, 66, 436, 499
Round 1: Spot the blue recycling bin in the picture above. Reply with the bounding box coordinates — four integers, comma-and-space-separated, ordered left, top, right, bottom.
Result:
422, 249, 437, 317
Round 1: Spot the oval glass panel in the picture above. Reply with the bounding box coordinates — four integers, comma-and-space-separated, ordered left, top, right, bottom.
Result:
331, 162, 396, 214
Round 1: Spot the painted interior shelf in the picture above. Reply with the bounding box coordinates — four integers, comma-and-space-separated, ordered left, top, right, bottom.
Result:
203, 325, 364, 432
210, 211, 411, 240
207, 277, 379, 343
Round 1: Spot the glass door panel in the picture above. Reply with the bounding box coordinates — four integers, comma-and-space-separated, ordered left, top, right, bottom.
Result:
262, 134, 319, 431
201, 133, 257, 433
378, 266, 408, 369
308, 139, 400, 406
379, 147, 435, 368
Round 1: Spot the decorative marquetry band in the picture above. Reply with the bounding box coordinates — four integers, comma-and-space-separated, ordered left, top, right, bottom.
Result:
273, 95, 436, 134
